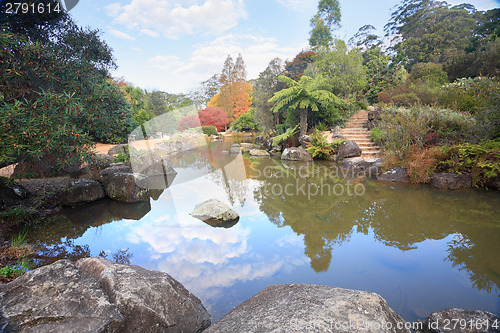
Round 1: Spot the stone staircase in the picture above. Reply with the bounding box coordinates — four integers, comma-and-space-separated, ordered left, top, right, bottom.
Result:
339, 110, 380, 159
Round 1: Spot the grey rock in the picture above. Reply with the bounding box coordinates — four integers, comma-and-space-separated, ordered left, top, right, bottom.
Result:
0, 259, 124, 333
364, 165, 382, 179
190, 199, 239, 224
99, 164, 133, 184
205, 284, 410, 333
365, 158, 383, 167
61, 179, 105, 206
338, 140, 362, 158
240, 143, 260, 151
95, 154, 116, 169
0, 177, 28, 201
104, 173, 150, 203
298, 135, 312, 147
378, 167, 411, 183
342, 157, 368, 172
430, 172, 472, 190
249, 149, 270, 157
76, 258, 210, 333
423, 308, 500, 333
107, 144, 137, 157
281, 148, 313, 162
131, 152, 177, 177
230, 146, 242, 155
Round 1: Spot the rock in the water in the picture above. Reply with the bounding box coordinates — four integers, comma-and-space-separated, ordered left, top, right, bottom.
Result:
364, 165, 382, 178
338, 140, 362, 158
240, 143, 260, 152
130, 152, 177, 177
107, 144, 137, 157
0, 259, 124, 333
0, 177, 28, 201
423, 308, 500, 333
430, 172, 472, 190
99, 163, 133, 184
104, 173, 150, 203
230, 146, 242, 154
190, 199, 239, 224
76, 257, 210, 333
205, 284, 410, 333
298, 135, 312, 148
281, 148, 313, 162
249, 149, 270, 157
342, 157, 368, 172
378, 167, 411, 183
61, 179, 105, 206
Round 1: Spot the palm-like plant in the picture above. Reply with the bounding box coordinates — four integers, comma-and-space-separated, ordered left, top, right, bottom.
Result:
268, 75, 340, 136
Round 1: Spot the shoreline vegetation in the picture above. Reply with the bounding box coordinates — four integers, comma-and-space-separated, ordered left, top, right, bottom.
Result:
0, 0, 499, 330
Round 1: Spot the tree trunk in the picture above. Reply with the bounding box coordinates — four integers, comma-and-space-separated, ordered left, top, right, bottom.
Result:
300, 108, 307, 137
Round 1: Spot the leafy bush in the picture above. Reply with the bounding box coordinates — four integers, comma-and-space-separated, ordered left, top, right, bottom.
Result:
315, 121, 327, 131
177, 115, 200, 131
437, 140, 500, 187
272, 125, 299, 147
0, 92, 98, 174
440, 77, 500, 139
202, 126, 219, 136
198, 106, 229, 132
0, 258, 31, 278
390, 92, 420, 107
232, 112, 259, 132
410, 62, 449, 86
370, 128, 385, 144
376, 106, 476, 158
306, 131, 342, 160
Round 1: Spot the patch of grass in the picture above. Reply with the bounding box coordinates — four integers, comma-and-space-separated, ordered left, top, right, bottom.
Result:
0, 207, 35, 225
0, 257, 32, 278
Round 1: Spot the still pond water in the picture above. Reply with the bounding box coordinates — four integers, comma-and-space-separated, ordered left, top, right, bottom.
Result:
25, 142, 500, 322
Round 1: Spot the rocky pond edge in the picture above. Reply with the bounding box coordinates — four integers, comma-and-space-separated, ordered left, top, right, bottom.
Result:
1, 257, 499, 333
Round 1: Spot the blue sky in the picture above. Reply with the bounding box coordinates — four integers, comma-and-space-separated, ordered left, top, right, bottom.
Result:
69, 0, 500, 94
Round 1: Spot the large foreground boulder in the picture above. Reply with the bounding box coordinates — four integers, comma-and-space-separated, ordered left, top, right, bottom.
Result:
61, 179, 105, 206
104, 173, 150, 203
190, 199, 239, 227
205, 284, 410, 333
430, 172, 472, 190
338, 140, 362, 158
76, 258, 210, 333
423, 308, 500, 333
0, 260, 124, 333
281, 147, 313, 162
378, 167, 411, 183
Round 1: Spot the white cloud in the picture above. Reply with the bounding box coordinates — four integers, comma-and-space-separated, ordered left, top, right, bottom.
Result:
142, 33, 305, 92
148, 55, 183, 70
108, 29, 136, 41
107, 0, 247, 39
277, 0, 316, 11
141, 28, 160, 37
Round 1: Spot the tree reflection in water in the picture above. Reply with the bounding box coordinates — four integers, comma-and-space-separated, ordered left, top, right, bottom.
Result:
250, 158, 500, 292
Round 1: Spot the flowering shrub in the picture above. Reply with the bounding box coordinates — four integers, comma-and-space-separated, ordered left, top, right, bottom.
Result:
177, 107, 229, 132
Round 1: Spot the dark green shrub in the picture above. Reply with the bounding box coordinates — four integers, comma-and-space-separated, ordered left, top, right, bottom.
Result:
370, 128, 385, 144
410, 62, 449, 86
437, 140, 500, 188
306, 131, 345, 160
232, 112, 259, 132
202, 125, 219, 136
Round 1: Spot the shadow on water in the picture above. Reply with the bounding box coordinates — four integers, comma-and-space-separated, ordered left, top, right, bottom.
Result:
26, 198, 152, 267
